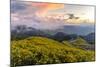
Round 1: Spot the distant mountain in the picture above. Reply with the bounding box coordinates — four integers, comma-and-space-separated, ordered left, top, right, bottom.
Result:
52, 32, 68, 41
11, 25, 95, 43
11, 25, 52, 40
61, 24, 95, 35
83, 32, 95, 44
53, 32, 78, 41
41, 24, 95, 35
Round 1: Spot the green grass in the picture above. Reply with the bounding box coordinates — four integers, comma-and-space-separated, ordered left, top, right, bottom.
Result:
70, 37, 94, 50
11, 36, 95, 67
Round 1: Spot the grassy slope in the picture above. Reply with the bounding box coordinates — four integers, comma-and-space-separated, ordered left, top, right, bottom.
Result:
11, 36, 95, 66
69, 37, 94, 50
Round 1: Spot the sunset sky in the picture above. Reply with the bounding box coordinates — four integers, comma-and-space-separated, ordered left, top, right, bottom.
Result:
11, 1, 95, 30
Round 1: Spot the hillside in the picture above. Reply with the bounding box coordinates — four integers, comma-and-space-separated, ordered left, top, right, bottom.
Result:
84, 33, 95, 44
70, 37, 95, 50
11, 36, 95, 67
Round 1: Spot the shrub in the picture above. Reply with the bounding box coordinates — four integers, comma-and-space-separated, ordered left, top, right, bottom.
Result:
11, 36, 95, 67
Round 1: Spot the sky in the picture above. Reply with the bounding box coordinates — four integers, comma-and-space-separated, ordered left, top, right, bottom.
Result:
11, 1, 95, 30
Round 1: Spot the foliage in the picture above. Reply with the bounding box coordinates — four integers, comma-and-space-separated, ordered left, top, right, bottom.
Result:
11, 36, 95, 67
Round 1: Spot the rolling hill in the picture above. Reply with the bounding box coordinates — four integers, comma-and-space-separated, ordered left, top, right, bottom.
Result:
69, 37, 95, 50
11, 36, 95, 67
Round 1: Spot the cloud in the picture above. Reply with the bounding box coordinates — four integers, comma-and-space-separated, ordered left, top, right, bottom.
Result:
30, 2, 64, 17
65, 13, 80, 19
11, 1, 80, 30
11, 1, 94, 30
11, 12, 65, 30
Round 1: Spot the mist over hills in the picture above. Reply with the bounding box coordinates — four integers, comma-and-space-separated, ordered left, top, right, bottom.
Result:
11, 23, 95, 35
11, 25, 95, 45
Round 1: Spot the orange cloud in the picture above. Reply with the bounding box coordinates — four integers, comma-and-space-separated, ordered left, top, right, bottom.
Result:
31, 2, 64, 17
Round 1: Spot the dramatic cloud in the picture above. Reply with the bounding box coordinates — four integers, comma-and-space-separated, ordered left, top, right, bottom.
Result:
11, 1, 95, 30
30, 2, 64, 17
